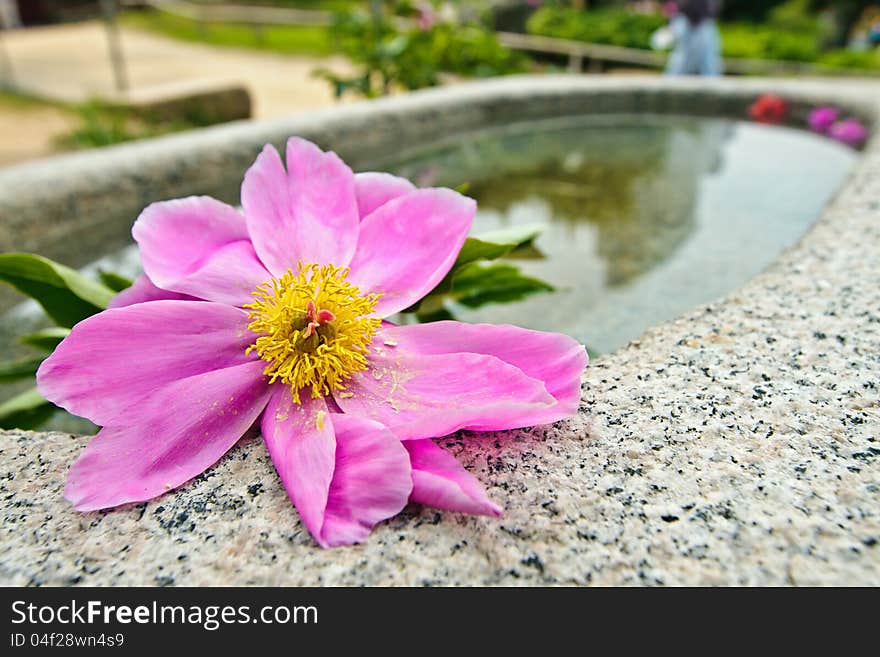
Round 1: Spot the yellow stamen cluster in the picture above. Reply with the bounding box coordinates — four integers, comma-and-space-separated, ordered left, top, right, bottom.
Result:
244, 263, 381, 403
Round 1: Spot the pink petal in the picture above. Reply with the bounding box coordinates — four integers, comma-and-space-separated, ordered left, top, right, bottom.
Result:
333, 339, 557, 440
241, 139, 359, 275
354, 172, 415, 219
347, 188, 475, 316
381, 321, 587, 423
64, 360, 272, 510
319, 413, 412, 547
133, 196, 271, 306
261, 388, 336, 541
108, 273, 198, 308
37, 301, 257, 426
405, 439, 502, 516
262, 390, 412, 548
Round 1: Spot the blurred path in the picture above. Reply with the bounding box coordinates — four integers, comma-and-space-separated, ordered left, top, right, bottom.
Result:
0, 101, 75, 167
1, 20, 351, 118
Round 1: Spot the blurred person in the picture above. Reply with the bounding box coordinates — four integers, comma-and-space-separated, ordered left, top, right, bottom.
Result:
860, 7, 880, 47
0, 0, 21, 30
871, 21, 880, 47
665, 0, 723, 76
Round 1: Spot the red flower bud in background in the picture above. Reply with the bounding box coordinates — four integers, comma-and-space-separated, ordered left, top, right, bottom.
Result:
749, 94, 789, 125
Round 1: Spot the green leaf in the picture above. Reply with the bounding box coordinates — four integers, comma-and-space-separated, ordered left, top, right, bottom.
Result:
474, 224, 544, 249
451, 262, 554, 309
97, 269, 133, 293
19, 327, 71, 352
0, 357, 43, 383
455, 237, 518, 268
312, 68, 375, 99
0, 253, 115, 327
505, 243, 545, 260
0, 387, 55, 430
454, 223, 546, 269
381, 35, 409, 58
415, 307, 457, 323
401, 224, 550, 316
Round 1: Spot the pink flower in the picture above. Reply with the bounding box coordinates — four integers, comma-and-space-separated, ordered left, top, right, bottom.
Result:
808, 106, 839, 134
415, 1, 437, 31
37, 138, 587, 548
828, 118, 868, 148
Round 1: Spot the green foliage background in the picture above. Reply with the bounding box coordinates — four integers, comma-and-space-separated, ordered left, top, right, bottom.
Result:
526, 0, 880, 71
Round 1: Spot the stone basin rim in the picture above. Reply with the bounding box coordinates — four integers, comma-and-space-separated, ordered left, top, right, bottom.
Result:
0, 74, 874, 361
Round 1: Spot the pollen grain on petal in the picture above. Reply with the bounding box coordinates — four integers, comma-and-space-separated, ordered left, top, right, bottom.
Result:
244, 263, 381, 403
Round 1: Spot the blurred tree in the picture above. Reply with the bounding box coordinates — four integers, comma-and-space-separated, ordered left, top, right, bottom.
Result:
719, 1, 873, 47
718, 1, 788, 21
810, 0, 875, 47
317, 0, 524, 99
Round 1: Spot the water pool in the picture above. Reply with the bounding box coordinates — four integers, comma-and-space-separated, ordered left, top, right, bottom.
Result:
383, 115, 856, 354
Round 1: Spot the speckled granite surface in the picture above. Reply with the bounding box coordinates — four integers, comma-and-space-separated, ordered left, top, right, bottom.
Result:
1, 76, 879, 585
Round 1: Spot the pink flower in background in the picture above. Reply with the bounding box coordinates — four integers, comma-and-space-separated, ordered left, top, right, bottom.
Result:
808, 106, 839, 134
828, 118, 868, 148
37, 137, 587, 548
415, 1, 437, 31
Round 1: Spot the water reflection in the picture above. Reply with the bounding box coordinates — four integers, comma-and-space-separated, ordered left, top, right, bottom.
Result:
388, 116, 853, 354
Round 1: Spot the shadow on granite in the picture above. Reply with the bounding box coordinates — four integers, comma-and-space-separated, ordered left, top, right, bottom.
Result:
1, 76, 878, 585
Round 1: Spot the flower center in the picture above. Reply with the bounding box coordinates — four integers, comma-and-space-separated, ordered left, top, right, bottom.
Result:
244, 263, 381, 403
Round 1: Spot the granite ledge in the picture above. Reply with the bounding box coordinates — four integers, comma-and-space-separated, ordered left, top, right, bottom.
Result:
1, 76, 879, 585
